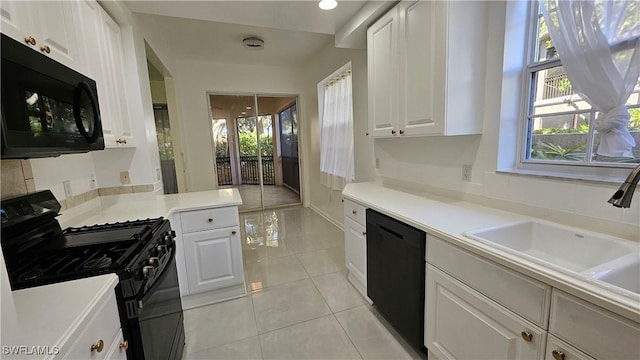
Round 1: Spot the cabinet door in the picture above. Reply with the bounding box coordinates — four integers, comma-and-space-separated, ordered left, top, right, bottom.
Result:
426, 265, 546, 360
0, 1, 31, 43
367, 7, 398, 138
545, 335, 595, 360
183, 227, 243, 295
398, 0, 442, 136
345, 217, 367, 290
99, 8, 133, 147
29, 1, 79, 70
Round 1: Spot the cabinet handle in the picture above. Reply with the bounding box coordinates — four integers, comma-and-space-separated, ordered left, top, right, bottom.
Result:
399, 129, 405, 135
352, 210, 357, 215
362, 231, 367, 236
231, 230, 237, 235
520, 331, 533, 342
551, 350, 565, 360
24, 36, 36, 46
208, 218, 213, 223
90, 339, 104, 352
391, 129, 396, 135
116, 138, 123, 144
123, 139, 127, 144
119, 340, 129, 350
40, 45, 51, 54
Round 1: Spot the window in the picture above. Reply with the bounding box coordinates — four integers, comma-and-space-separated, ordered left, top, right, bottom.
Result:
520, 2, 640, 172
317, 62, 354, 190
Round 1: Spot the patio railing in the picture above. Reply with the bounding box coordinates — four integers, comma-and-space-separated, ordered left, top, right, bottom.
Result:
216, 156, 274, 185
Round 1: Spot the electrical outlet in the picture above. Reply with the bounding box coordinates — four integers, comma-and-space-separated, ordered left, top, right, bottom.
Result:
90, 174, 97, 190
63, 180, 72, 198
120, 171, 131, 185
462, 165, 472, 182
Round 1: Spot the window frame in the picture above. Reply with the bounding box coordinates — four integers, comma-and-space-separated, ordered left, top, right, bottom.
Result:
515, 0, 638, 179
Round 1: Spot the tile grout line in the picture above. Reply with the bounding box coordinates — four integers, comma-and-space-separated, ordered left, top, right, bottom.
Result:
248, 290, 265, 360
332, 311, 366, 360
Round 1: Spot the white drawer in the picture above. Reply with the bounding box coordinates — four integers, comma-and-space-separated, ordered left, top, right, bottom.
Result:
62, 290, 120, 359
545, 334, 595, 360
549, 290, 640, 360
180, 207, 238, 233
104, 330, 127, 360
427, 236, 551, 328
343, 199, 366, 225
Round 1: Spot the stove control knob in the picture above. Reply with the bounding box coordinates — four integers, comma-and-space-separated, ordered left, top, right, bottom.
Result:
149, 247, 159, 256
148, 257, 160, 266
142, 265, 155, 278
156, 245, 166, 256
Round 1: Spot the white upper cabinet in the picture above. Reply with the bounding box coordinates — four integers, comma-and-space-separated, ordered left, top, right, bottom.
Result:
367, 8, 399, 137
368, 0, 488, 138
73, 0, 134, 148
1, 1, 80, 70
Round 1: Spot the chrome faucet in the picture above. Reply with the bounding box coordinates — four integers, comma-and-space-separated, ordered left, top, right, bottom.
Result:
609, 164, 640, 208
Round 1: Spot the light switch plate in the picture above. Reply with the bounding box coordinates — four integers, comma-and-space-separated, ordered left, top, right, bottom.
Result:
63, 180, 72, 198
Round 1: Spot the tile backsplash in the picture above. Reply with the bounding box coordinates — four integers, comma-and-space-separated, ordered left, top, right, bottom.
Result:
1, 160, 35, 198
1, 159, 154, 209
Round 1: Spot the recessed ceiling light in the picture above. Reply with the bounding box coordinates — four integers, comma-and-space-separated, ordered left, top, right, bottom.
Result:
241, 111, 247, 115
246, 106, 252, 110
318, 0, 337, 10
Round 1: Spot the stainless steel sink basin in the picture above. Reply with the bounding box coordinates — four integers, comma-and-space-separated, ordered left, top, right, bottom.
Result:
463, 221, 637, 273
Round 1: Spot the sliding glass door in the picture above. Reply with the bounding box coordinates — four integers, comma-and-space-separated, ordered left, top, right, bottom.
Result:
209, 93, 301, 212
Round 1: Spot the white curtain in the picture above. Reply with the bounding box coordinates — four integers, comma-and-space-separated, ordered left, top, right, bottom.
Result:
320, 70, 354, 190
541, 0, 640, 157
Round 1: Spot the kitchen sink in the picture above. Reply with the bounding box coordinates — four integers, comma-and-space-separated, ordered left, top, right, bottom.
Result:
463, 221, 636, 273
592, 255, 640, 294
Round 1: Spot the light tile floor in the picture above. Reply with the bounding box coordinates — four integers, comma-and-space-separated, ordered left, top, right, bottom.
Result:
182, 206, 426, 360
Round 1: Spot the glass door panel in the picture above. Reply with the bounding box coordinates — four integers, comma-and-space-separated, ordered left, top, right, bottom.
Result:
209, 94, 301, 212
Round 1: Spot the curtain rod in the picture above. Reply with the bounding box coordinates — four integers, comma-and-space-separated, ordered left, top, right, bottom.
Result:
325, 70, 352, 87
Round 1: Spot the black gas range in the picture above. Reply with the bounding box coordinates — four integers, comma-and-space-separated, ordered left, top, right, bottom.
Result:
1, 190, 185, 360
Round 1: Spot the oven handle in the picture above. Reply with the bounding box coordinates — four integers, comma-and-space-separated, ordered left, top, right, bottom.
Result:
136, 242, 177, 308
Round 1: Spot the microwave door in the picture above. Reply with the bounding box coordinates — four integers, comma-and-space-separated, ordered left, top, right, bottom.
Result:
73, 81, 101, 144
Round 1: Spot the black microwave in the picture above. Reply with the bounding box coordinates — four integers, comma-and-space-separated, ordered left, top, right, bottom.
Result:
1, 34, 104, 159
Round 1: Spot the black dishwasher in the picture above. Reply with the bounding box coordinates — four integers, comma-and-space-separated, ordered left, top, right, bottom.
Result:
366, 209, 426, 351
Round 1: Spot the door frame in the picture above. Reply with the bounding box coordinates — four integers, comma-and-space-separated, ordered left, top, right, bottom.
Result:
206, 92, 304, 210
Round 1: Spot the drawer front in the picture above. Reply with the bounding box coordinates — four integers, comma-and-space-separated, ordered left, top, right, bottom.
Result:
104, 330, 127, 360
180, 207, 238, 233
550, 290, 640, 360
63, 291, 120, 359
545, 335, 595, 360
344, 199, 366, 225
427, 236, 551, 328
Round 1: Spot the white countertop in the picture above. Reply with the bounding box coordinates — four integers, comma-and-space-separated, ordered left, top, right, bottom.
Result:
58, 188, 243, 228
2, 189, 242, 357
4, 274, 118, 359
342, 182, 640, 322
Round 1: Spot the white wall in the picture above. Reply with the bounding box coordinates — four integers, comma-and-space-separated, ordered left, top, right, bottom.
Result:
28, 1, 169, 199
299, 43, 374, 225
373, 1, 640, 235
172, 60, 305, 193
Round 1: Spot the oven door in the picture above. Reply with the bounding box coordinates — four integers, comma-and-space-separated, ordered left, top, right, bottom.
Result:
130, 249, 185, 360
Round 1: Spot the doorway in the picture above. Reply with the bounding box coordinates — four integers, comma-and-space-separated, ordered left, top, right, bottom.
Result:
209, 94, 301, 212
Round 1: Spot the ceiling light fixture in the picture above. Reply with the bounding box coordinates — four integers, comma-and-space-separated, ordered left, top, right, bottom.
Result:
242, 37, 265, 50
318, 0, 337, 10
246, 106, 252, 110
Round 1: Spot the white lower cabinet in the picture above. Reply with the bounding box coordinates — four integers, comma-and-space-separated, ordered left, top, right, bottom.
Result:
343, 199, 368, 299
183, 227, 243, 294
60, 290, 124, 359
544, 335, 595, 360
172, 206, 246, 309
104, 330, 127, 360
426, 265, 546, 360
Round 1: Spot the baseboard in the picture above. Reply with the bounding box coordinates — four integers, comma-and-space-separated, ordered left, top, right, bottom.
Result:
309, 204, 344, 231
181, 283, 247, 310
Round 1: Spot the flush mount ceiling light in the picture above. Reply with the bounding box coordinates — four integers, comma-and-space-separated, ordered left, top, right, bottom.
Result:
242, 37, 264, 50
245, 106, 252, 110
318, 0, 337, 10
